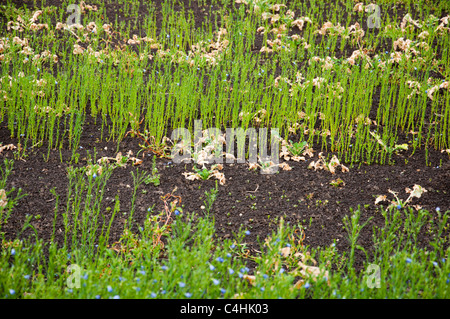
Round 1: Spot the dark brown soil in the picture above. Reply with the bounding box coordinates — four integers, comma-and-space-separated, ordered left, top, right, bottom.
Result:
1, 114, 449, 271
1, 0, 449, 273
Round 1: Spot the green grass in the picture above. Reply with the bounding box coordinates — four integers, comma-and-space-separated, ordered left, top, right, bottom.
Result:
1, 167, 449, 298
1, 0, 449, 165
1, 157, 449, 299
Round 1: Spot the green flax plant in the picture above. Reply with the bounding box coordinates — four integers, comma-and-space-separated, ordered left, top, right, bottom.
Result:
63, 159, 115, 258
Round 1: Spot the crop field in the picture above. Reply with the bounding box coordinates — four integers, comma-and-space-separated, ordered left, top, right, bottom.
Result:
0, 0, 450, 300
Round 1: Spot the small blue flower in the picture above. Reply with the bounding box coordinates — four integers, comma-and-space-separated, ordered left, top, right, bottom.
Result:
406, 258, 412, 264
113, 295, 120, 299
9, 289, 15, 295
37, 68, 40, 72
140, 270, 146, 275
150, 292, 157, 298
230, 244, 236, 249
238, 272, 243, 278
95, 295, 101, 299
107, 286, 113, 293
167, 35, 170, 38
24, 275, 30, 279
174, 209, 180, 216
226, 253, 231, 258
11, 249, 15, 256
240, 267, 247, 273
135, 287, 141, 292
82, 273, 88, 280
263, 274, 268, 279
304, 282, 310, 289
279, 268, 285, 274
220, 288, 226, 294
212, 279, 220, 285
436, 207, 440, 212
179, 282, 186, 288
425, 90, 427, 93
286, 243, 291, 247
260, 287, 265, 292
68, 289, 73, 293
93, 173, 97, 179
67, 254, 71, 259
245, 230, 250, 236
185, 292, 192, 298
209, 264, 215, 271
228, 268, 234, 275
136, 278, 141, 283
432, 261, 438, 267
161, 265, 168, 271
216, 257, 224, 263
397, 204, 402, 210
55, 81, 58, 85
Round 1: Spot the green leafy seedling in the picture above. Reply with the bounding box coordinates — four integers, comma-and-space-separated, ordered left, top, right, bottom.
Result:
288, 140, 307, 156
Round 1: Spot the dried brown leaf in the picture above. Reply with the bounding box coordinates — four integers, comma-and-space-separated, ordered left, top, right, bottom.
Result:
243, 274, 256, 286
